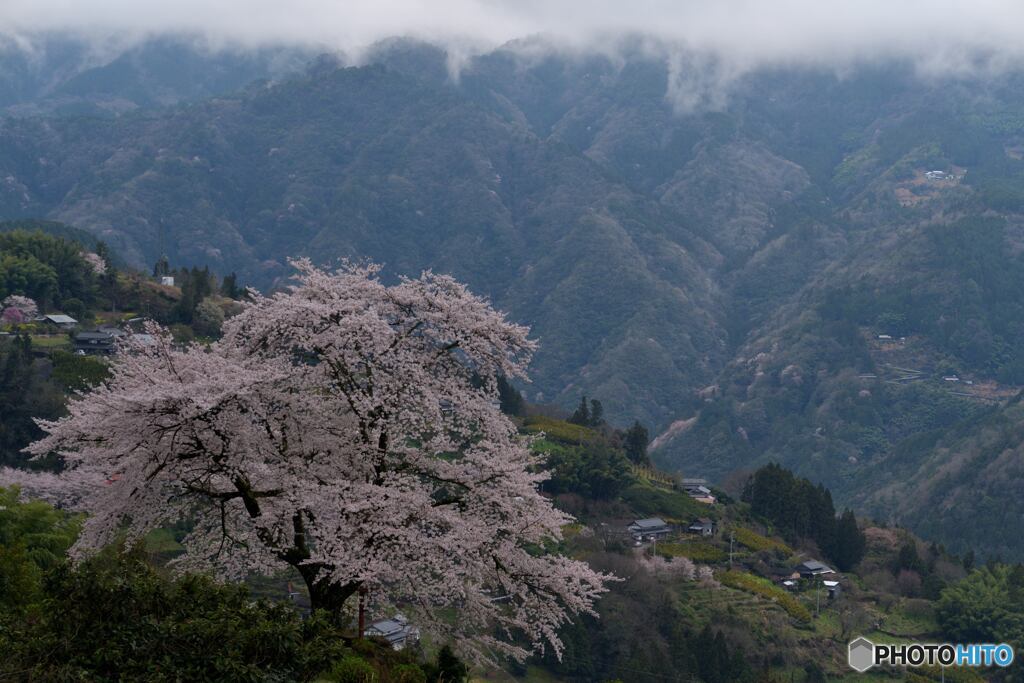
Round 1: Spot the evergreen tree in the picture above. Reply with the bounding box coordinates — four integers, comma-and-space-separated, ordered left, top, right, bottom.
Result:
744, 463, 843, 559
220, 272, 239, 299
496, 376, 525, 416
895, 541, 925, 575
94, 241, 117, 308
429, 645, 468, 683
544, 441, 633, 500
830, 509, 866, 571
153, 255, 170, 278
589, 398, 604, 427
963, 549, 975, 571
173, 267, 214, 324
569, 395, 590, 426
174, 273, 197, 324
94, 241, 110, 267
0, 335, 62, 467
623, 420, 650, 465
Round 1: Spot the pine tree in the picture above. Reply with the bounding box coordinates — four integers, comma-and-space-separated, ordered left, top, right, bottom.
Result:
220, 272, 239, 299
569, 395, 590, 426
962, 549, 975, 571
174, 272, 197, 324
623, 420, 650, 465
830, 509, 866, 571
431, 645, 469, 683
588, 399, 604, 427
895, 541, 924, 575
153, 255, 170, 278
496, 376, 525, 416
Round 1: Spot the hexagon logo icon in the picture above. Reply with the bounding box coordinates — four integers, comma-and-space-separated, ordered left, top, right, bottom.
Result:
848, 636, 875, 672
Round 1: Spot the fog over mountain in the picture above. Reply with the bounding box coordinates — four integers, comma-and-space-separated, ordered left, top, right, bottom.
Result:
5, 1, 1024, 110
9, 6, 1024, 682
5, 3, 1024, 562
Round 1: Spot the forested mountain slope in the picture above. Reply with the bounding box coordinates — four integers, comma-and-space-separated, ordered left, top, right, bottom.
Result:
5, 38, 1024, 557
0, 34, 311, 116
0, 55, 728, 425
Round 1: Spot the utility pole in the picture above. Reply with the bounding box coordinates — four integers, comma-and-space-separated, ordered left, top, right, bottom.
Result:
816, 580, 821, 617
729, 531, 735, 568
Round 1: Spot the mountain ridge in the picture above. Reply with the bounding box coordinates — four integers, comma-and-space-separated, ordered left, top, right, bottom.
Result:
5, 38, 1024, 558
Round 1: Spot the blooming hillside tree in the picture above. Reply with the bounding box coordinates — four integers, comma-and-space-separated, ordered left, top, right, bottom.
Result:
81, 251, 106, 275
6, 260, 610, 661
2, 295, 39, 323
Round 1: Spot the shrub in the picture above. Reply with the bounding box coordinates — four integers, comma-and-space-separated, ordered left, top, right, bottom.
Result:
51, 350, 109, 391
0, 546, 352, 681
326, 655, 378, 683
391, 663, 428, 683
657, 541, 727, 563
620, 483, 705, 520
717, 570, 812, 623
523, 415, 597, 444
733, 527, 793, 555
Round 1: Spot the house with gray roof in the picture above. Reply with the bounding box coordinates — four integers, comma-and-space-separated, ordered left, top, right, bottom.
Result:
628, 517, 672, 539
41, 313, 78, 329
365, 614, 420, 651
74, 329, 123, 355
687, 518, 716, 537
795, 560, 835, 578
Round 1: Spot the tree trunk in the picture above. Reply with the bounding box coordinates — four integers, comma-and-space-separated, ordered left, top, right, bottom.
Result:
296, 562, 361, 622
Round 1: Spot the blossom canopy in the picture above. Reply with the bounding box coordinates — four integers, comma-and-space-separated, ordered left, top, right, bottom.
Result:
8, 259, 610, 661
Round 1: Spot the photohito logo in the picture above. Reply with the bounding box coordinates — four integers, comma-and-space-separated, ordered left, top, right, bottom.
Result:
848, 637, 875, 672
848, 637, 1014, 672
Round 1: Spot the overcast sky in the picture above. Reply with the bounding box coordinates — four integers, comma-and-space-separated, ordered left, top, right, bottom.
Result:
2, 0, 1024, 69
3, 0, 1024, 111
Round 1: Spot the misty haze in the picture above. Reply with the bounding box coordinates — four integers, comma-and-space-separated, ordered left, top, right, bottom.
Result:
1, 2, 1023, 682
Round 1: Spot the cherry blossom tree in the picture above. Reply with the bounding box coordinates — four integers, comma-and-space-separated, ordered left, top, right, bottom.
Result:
2, 294, 39, 323
81, 251, 107, 275
4, 259, 610, 662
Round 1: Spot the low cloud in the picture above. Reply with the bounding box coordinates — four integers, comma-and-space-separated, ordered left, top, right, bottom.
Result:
3, 0, 1024, 110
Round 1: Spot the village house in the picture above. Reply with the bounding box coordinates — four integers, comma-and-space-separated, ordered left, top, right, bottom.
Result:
627, 517, 672, 540
795, 560, 836, 579
74, 329, 120, 355
823, 579, 842, 600
687, 518, 716, 537
40, 313, 78, 330
682, 482, 716, 504
364, 614, 420, 651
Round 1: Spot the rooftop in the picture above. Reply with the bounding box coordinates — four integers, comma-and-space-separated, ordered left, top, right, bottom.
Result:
631, 517, 668, 529
367, 619, 407, 637
798, 560, 835, 573
76, 331, 116, 341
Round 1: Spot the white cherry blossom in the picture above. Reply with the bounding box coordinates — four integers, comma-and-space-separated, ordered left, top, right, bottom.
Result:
4, 259, 610, 662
